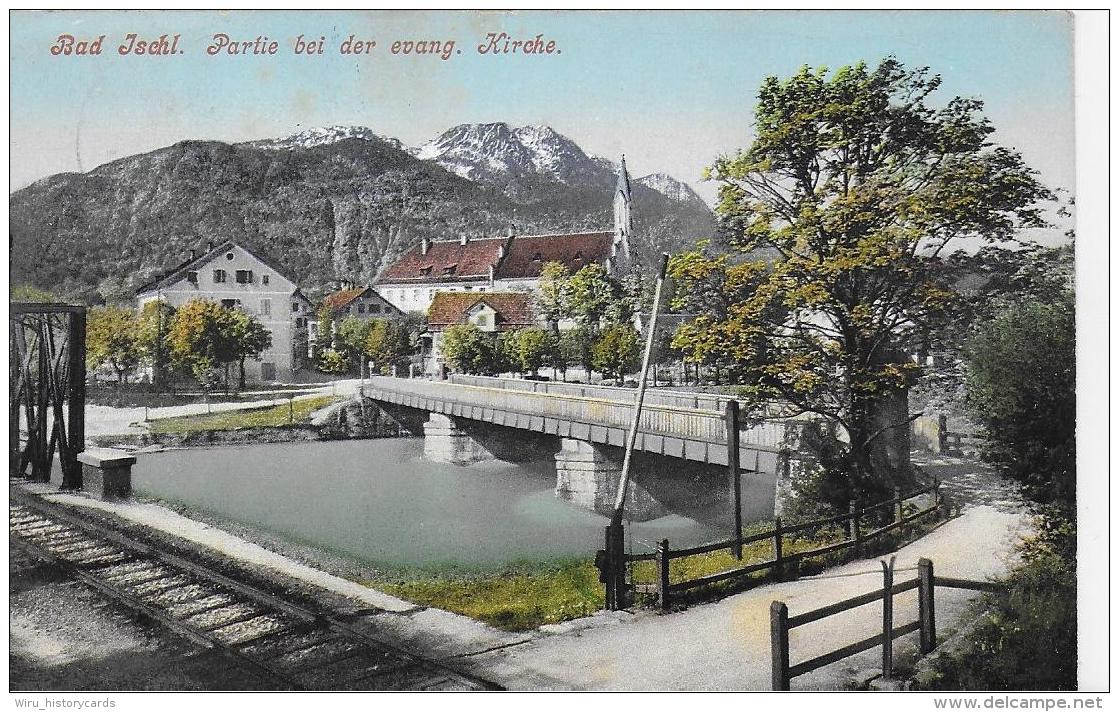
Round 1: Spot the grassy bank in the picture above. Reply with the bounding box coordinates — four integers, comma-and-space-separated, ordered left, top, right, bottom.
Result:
146, 395, 339, 434
377, 559, 604, 631
372, 509, 943, 631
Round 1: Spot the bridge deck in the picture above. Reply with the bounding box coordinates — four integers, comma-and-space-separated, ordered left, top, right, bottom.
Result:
365, 376, 792, 473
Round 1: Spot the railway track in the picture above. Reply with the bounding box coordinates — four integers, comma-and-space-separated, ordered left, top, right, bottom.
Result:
9, 490, 497, 691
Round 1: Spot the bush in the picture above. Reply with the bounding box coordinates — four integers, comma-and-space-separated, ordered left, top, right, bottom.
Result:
913, 515, 1076, 690
317, 347, 349, 374
964, 292, 1075, 509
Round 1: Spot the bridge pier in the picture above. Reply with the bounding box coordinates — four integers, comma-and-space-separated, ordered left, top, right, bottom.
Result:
554, 439, 666, 522
422, 413, 495, 465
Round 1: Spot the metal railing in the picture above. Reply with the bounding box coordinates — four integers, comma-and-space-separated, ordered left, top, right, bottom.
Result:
367, 375, 791, 449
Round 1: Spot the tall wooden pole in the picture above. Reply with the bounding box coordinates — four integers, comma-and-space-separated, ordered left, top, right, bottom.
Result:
65, 309, 86, 490
610, 253, 670, 528
726, 399, 743, 559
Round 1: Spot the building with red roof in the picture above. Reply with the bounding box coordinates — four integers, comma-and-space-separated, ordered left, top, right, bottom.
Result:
374, 159, 634, 313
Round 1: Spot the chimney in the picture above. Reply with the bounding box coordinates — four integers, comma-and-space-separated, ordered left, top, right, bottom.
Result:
188, 249, 196, 260
460, 234, 469, 246
507, 223, 514, 238
421, 237, 431, 256
206, 240, 214, 252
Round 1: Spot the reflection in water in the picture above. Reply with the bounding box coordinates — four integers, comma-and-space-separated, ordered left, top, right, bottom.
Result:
132, 438, 774, 571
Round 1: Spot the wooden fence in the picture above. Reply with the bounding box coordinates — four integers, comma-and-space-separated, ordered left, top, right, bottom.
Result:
627, 482, 943, 611
770, 557, 1006, 690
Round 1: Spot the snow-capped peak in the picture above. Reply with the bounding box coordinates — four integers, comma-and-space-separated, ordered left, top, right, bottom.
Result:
249, 125, 402, 151
637, 172, 705, 206
413, 122, 600, 184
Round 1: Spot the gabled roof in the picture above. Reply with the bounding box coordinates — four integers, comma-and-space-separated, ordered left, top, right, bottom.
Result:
376, 237, 507, 284
427, 292, 536, 330
321, 286, 401, 314
495, 231, 613, 279
322, 287, 368, 311
376, 230, 616, 285
135, 239, 298, 296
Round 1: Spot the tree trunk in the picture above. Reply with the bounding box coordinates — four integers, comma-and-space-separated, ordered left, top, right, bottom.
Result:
238, 357, 247, 391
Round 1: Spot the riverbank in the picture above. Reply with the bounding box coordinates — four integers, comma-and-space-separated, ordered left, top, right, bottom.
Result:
13, 457, 1031, 689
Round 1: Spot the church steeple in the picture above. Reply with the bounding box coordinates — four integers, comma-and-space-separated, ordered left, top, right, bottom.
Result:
611, 155, 633, 272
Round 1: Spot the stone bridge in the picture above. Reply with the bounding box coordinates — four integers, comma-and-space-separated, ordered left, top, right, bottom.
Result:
364, 375, 812, 520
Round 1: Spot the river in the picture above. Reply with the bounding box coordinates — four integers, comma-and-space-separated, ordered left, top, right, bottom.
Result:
132, 438, 775, 571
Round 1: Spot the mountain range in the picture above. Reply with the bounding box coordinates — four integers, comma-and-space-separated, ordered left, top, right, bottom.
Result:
10, 122, 715, 303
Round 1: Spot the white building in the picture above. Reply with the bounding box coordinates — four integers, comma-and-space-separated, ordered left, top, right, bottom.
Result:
135, 240, 313, 382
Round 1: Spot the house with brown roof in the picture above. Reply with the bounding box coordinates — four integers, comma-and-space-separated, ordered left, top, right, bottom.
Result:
374, 159, 634, 313
135, 239, 313, 383
310, 285, 404, 355
423, 292, 537, 374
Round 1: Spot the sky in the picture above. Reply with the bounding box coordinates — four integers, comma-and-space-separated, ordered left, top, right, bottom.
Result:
9, 10, 1074, 208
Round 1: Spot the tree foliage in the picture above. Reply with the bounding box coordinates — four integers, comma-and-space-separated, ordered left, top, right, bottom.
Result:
440, 324, 502, 375
87, 306, 144, 384
672, 58, 1053, 493
964, 290, 1075, 510
503, 327, 560, 376
227, 309, 273, 387
364, 318, 412, 375
592, 324, 643, 383
536, 261, 573, 327
166, 299, 272, 389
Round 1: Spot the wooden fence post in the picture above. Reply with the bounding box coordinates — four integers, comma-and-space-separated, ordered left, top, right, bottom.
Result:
656, 539, 671, 612
849, 500, 862, 554
770, 600, 790, 691
933, 478, 943, 518
726, 400, 742, 560
918, 557, 936, 654
881, 557, 895, 679
773, 517, 784, 582
894, 486, 903, 523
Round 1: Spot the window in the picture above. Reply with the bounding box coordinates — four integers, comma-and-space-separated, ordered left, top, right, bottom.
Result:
260, 362, 276, 381
532, 252, 543, 262
413, 289, 419, 299
225, 252, 235, 261
186, 271, 198, 285
292, 302, 300, 313
420, 266, 433, 277
262, 274, 270, 285
370, 304, 381, 314
296, 317, 306, 328
220, 299, 239, 309
476, 314, 489, 327
235, 269, 254, 284
358, 303, 366, 314
260, 298, 271, 316
442, 264, 457, 276
213, 269, 227, 283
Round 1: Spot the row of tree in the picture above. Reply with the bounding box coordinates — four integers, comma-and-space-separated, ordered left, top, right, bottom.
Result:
87, 299, 272, 390
315, 315, 416, 376
439, 323, 643, 383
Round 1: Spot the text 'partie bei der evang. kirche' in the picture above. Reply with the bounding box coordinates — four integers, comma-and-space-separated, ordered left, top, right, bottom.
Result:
49, 32, 562, 60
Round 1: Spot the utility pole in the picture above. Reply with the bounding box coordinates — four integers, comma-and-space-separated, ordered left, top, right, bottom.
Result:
605, 253, 669, 609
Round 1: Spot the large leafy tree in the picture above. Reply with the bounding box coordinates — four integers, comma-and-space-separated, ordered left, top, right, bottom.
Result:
364, 318, 412, 375
136, 300, 176, 386
536, 261, 573, 329
568, 264, 624, 331
592, 324, 643, 384
673, 58, 1053, 494
87, 306, 143, 384
227, 309, 273, 388
167, 299, 239, 389
440, 324, 503, 375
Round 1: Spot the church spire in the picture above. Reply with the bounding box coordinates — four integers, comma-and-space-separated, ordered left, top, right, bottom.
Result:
611, 155, 634, 272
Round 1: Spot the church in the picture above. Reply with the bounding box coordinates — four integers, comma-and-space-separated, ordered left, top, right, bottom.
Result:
373, 158, 635, 313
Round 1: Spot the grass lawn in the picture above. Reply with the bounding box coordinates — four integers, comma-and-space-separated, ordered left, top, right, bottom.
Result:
146, 395, 340, 434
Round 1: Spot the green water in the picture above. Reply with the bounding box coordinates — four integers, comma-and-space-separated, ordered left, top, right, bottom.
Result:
132, 438, 773, 571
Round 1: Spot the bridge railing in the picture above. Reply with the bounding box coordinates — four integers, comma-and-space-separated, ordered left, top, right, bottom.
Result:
367, 375, 790, 449
447, 374, 740, 411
